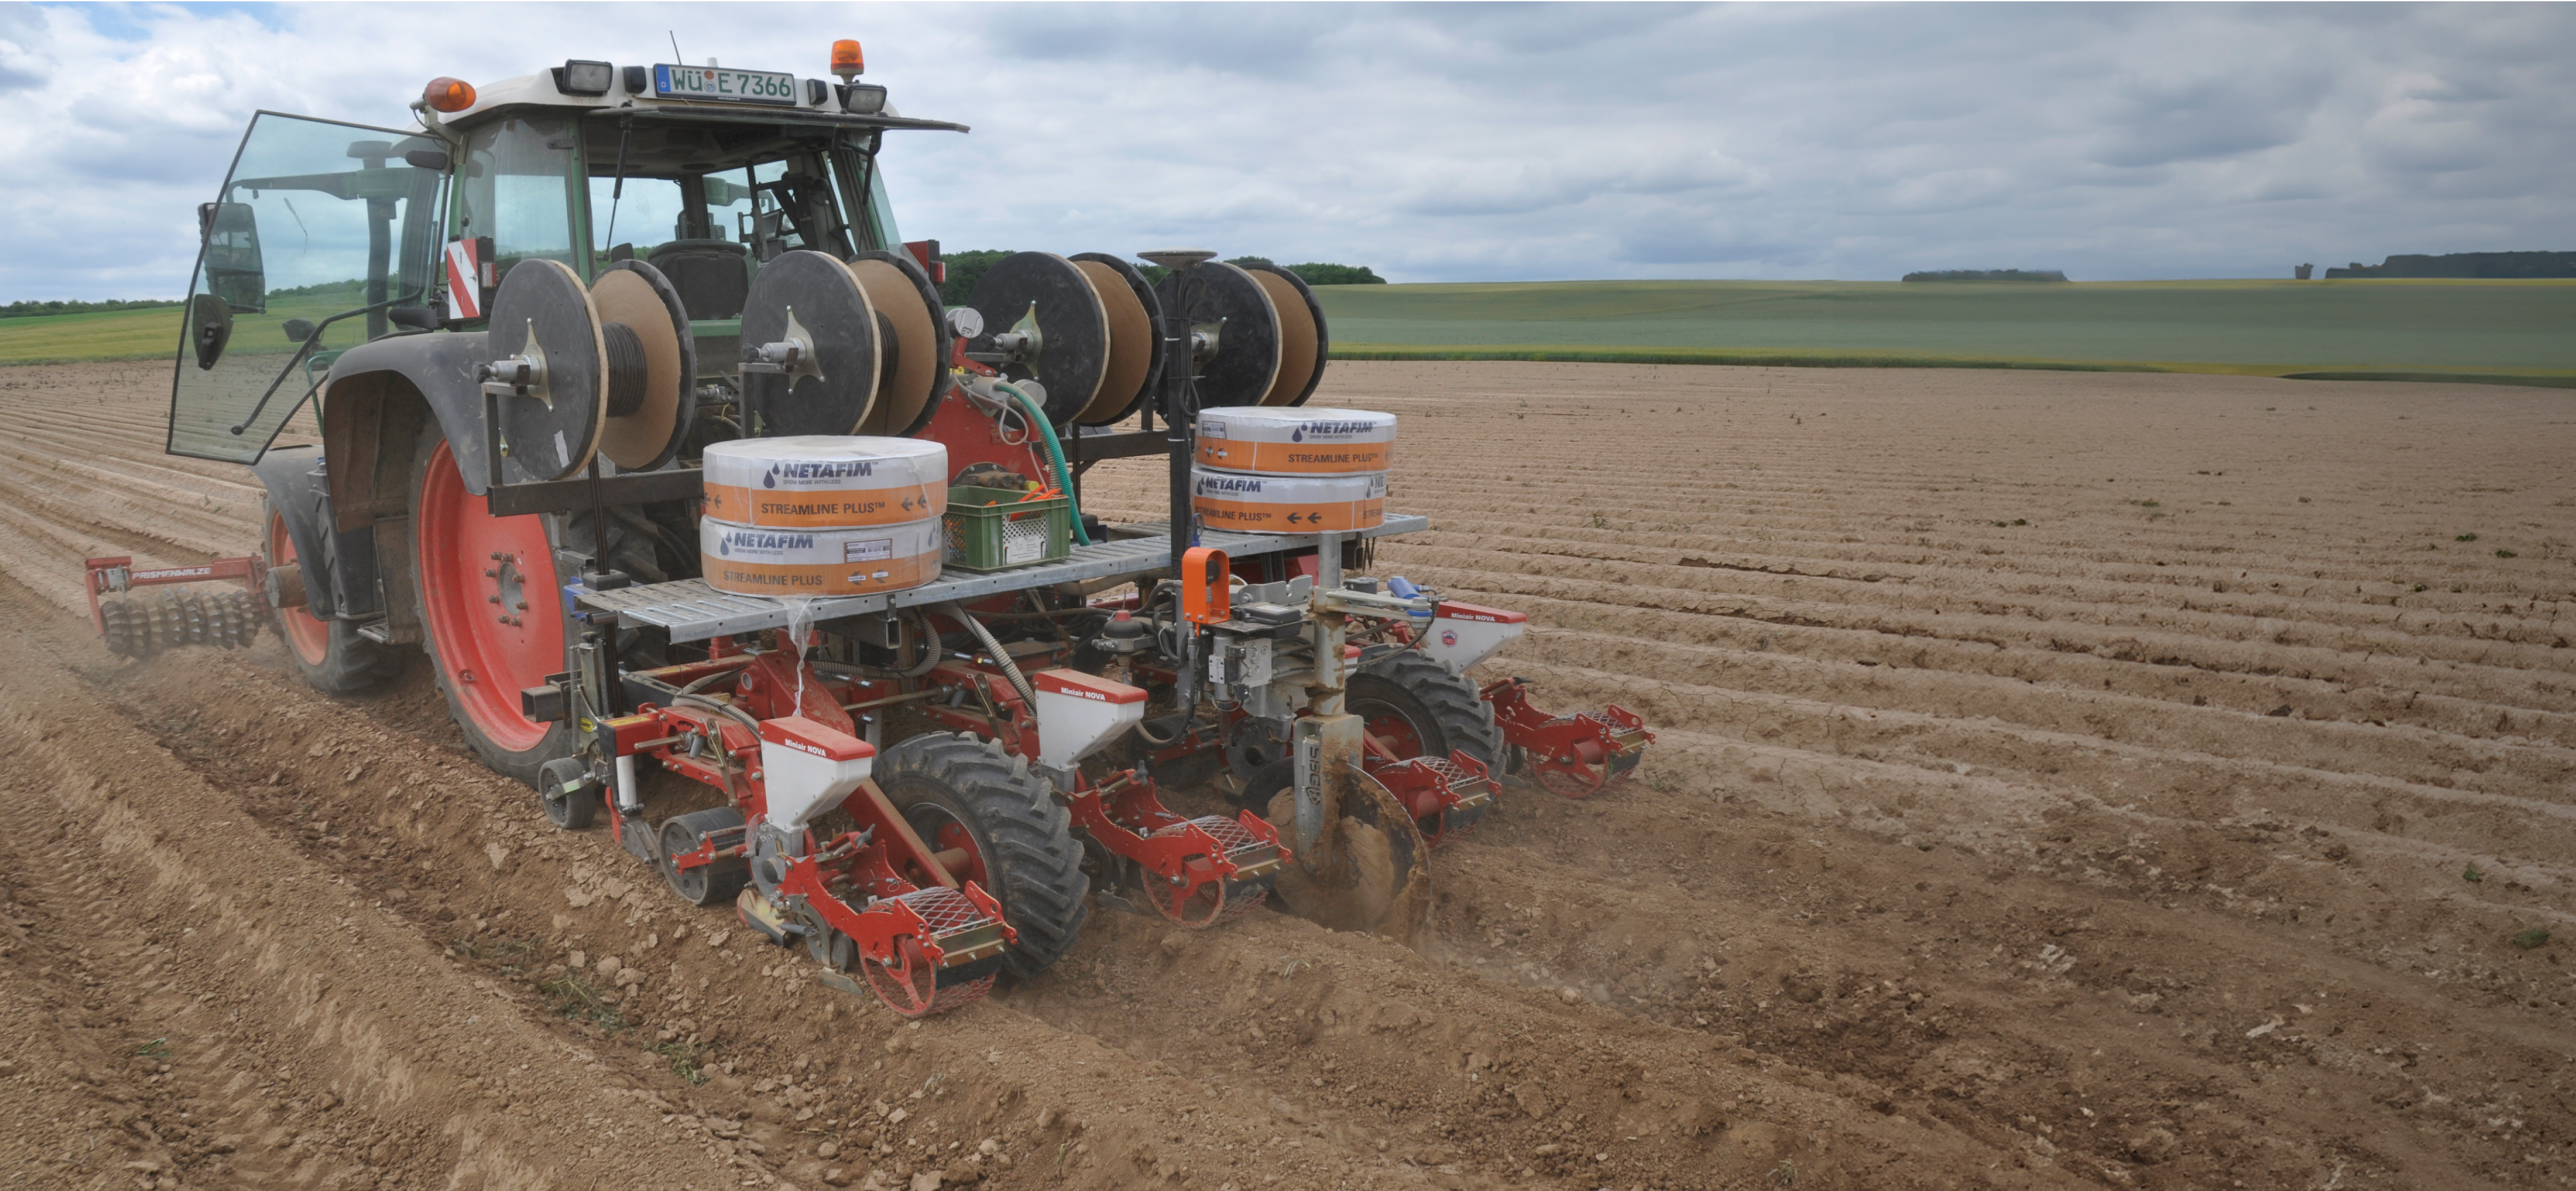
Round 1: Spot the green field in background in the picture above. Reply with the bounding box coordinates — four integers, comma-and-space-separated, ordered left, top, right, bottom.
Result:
1312, 278, 2576, 382
0, 306, 184, 364
9, 277, 2573, 384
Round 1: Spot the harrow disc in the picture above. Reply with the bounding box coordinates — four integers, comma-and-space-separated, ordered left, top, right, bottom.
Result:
99, 598, 134, 657
1260, 764, 1430, 943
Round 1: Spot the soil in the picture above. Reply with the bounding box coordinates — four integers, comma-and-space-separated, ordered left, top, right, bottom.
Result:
1, 359, 2571, 1190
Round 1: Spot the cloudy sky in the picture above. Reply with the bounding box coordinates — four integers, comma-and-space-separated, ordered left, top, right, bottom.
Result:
2, 2, 2569, 299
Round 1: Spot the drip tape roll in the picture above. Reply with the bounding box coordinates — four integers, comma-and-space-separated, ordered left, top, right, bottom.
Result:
1194, 406, 1396, 476
702, 435, 949, 529
700, 518, 945, 597
1189, 466, 1386, 534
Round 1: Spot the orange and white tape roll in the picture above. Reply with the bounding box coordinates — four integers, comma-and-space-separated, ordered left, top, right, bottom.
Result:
1189, 467, 1386, 534
701, 435, 948, 528
1194, 406, 1397, 476
700, 518, 944, 597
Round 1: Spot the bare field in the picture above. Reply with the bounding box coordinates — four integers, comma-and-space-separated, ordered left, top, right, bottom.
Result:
0, 359, 2569, 1191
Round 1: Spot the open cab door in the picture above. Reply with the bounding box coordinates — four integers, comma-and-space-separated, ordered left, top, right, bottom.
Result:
168, 111, 446, 463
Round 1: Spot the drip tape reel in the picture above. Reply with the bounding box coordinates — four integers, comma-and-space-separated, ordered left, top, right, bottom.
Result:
475, 257, 696, 479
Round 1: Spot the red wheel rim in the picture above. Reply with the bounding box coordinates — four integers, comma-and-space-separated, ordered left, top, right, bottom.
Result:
266, 510, 331, 667
863, 935, 938, 1018
1141, 860, 1226, 928
902, 804, 991, 891
416, 439, 561, 752
1358, 710, 1425, 759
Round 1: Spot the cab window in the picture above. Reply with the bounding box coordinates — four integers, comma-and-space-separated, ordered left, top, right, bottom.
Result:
455, 116, 580, 280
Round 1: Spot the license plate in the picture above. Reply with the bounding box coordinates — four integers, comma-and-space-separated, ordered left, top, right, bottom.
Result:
653, 64, 798, 106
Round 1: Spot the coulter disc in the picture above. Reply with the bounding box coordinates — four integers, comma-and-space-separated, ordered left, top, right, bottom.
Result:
1265, 768, 1430, 944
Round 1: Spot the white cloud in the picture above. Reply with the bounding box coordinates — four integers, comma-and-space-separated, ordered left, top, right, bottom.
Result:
0, 1, 2569, 300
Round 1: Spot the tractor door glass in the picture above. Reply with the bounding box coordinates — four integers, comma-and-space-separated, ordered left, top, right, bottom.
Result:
167, 111, 439, 463
455, 117, 580, 283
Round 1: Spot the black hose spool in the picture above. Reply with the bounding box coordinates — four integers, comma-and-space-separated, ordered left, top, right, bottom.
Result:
1241, 262, 1328, 407
1155, 260, 1281, 410
1068, 252, 1166, 426
737, 249, 882, 437
591, 260, 697, 471
965, 251, 1110, 425
485, 259, 607, 481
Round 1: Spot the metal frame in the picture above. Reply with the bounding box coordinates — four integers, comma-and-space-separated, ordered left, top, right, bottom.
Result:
574, 515, 1428, 642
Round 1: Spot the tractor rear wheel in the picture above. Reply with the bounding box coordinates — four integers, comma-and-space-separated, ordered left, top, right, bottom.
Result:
262, 498, 402, 694
1349, 649, 1503, 769
410, 427, 668, 787
875, 732, 1089, 980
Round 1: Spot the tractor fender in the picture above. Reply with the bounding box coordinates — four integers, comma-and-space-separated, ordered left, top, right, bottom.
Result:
318, 331, 496, 532
250, 444, 382, 621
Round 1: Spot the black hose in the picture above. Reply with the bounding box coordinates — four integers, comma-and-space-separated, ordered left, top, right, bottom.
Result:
676, 691, 762, 736
938, 601, 1036, 709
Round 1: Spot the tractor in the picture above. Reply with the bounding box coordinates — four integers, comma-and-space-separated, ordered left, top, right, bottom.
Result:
130, 40, 1652, 1017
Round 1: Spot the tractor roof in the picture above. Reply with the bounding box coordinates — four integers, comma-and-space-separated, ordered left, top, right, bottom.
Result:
441, 68, 967, 136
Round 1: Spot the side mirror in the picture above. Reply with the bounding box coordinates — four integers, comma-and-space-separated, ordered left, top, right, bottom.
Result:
282, 317, 317, 343
189, 294, 234, 371
387, 306, 440, 331
197, 201, 266, 315
403, 148, 450, 172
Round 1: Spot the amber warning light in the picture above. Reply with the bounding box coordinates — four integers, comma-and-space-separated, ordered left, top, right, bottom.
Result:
424, 76, 476, 113
830, 39, 864, 80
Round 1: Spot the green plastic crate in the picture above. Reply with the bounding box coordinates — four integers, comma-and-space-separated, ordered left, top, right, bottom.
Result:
943, 486, 1071, 572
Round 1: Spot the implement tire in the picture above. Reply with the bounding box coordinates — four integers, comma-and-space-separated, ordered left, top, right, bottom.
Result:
876, 732, 1089, 980
1350, 648, 1503, 769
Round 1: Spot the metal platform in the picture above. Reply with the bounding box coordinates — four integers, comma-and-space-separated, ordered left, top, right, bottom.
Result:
576, 514, 1428, 643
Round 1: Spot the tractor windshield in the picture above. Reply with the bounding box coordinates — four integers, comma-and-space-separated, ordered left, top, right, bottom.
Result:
576, 115, 902, 320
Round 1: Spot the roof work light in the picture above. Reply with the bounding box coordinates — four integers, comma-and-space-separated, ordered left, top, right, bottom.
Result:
423, 76, 477, 113
841, 83, 888, 115
831, 39, 865, 80
555, 59, 615, 96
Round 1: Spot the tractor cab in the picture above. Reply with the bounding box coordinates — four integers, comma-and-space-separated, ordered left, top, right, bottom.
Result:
166, 48, 959, 466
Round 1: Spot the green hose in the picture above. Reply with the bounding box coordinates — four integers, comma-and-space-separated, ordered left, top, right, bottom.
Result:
990, 380, 1093, 546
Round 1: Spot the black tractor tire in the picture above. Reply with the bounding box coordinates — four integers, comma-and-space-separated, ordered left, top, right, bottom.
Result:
875, 732, 1089, 980
1350, 648, 1504, 769
262, 497, 405, 695
409, 422, 673, 788
660, 807, 751, 907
